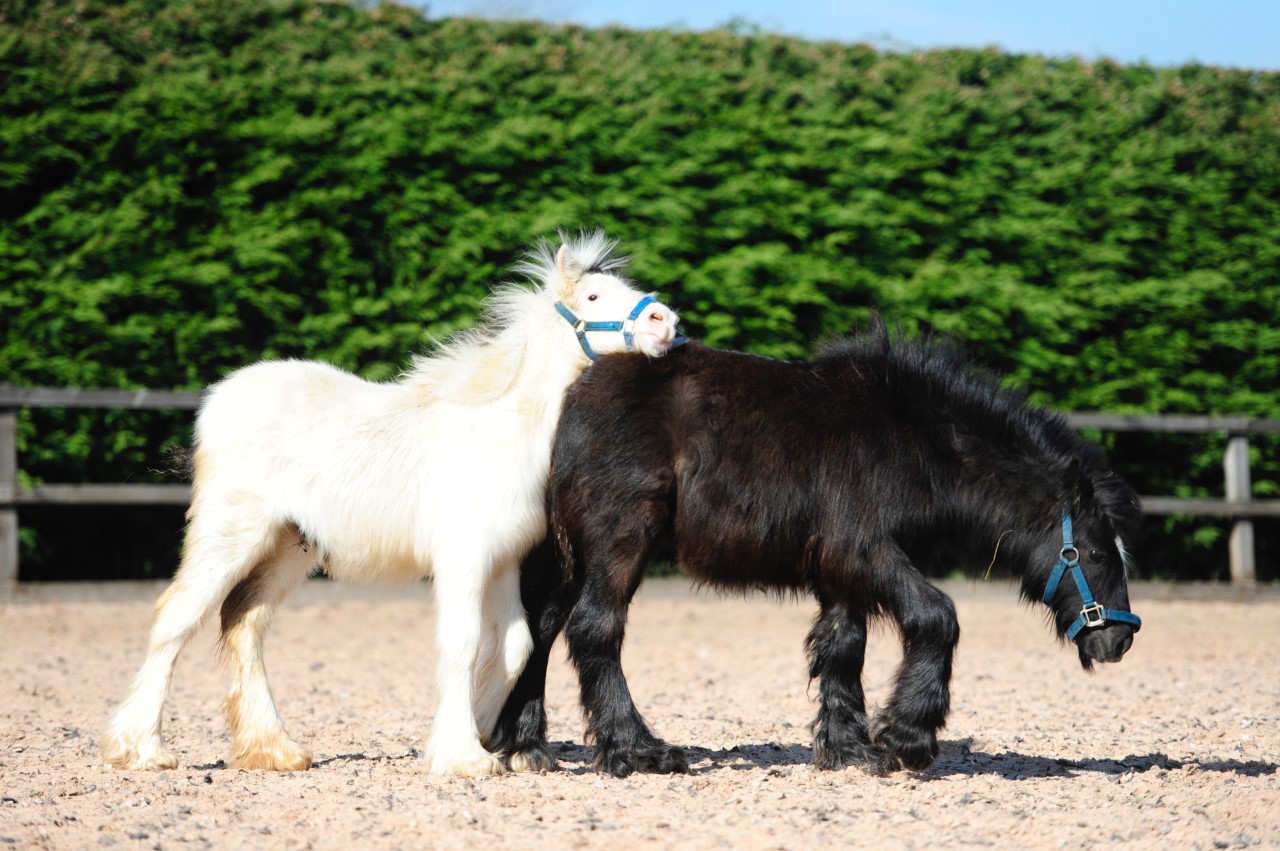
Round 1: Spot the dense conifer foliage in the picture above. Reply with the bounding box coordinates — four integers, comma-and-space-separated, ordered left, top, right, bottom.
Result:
3, 0, 1277, 579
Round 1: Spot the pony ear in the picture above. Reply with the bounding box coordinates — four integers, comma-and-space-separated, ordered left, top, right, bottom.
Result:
1065, 458, 1095, 511
555, 243, 584, 301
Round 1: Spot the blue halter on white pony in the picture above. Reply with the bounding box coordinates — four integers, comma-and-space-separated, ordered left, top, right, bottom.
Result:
556, 296, 688, 360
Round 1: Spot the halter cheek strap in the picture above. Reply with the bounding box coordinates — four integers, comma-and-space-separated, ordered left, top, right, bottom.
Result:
555, 295, 686, 361
1042, 511, 1142, 641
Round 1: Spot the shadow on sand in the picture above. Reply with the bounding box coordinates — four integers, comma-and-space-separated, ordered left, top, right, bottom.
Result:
531, 738, 1277, 781
200, 740, 1275, 781
926, 740, 1276, 780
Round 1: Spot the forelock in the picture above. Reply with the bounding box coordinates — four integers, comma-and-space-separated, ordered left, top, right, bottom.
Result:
509, 229, 630, 289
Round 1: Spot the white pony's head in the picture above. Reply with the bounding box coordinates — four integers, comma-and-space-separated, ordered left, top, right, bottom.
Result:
514, 231, 682, 360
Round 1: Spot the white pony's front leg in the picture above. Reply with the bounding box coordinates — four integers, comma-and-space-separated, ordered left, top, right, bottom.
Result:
474, 561, 534, 742
427, 550, 507, 777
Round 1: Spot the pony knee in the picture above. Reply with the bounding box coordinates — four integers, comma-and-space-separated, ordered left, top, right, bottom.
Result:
898, 592, 959, 648
564, 595, 625, 655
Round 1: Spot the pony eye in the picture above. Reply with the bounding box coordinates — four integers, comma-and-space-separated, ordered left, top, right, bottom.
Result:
1087, 548, 1104, 563
587, 293, 598, 301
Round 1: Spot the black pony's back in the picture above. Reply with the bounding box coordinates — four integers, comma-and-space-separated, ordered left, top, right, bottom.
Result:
557, 322, 1096, 588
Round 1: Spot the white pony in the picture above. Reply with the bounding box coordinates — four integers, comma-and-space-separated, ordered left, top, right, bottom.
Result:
102, 232, 681, 776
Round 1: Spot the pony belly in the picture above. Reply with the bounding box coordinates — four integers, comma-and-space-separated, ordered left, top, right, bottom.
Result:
296, 509, 431, 583
297, 482, 549, 585
319, 550, 429, 583
673, 493, 811, 592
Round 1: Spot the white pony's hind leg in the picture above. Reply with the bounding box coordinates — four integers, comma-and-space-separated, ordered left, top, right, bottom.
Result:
220, 541, 314, 771
427, 550, 507, 776
102, 506, 279, 770
474, 562, 533, 744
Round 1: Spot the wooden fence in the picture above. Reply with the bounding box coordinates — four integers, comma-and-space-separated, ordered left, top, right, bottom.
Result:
2, 386, 1279, 584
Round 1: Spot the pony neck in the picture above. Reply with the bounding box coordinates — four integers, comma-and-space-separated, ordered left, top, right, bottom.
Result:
949, 485, 1061, 591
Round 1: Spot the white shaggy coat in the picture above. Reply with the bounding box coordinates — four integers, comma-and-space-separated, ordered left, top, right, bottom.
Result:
101, 234, 681, 776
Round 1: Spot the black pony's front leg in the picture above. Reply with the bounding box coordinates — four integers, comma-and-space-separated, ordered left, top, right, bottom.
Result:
489, 538, 578, 772
805, 600, 899, 775
565, 572, 688, 777
866, 555, 960, 771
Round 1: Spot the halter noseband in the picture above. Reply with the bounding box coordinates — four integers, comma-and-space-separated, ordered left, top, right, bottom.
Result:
1042, 511, 1142, 642
555, 295, 686, 361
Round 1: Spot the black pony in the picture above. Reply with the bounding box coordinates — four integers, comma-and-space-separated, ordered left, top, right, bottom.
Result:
491, 320, 1142, 777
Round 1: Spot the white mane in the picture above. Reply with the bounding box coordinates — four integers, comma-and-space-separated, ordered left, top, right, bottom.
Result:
404, 233, 633, 401
403, 286, 545, 400
510, 230, 631, 282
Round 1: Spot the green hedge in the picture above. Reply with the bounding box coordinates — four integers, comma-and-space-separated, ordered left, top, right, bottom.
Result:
3, 0, 1278, 580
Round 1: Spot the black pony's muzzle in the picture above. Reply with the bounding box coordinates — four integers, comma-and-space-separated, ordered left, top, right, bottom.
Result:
1077, 623, 1135, 666
1042, 511, 1141, 664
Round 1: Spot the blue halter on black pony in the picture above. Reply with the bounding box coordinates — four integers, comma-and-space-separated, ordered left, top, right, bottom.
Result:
1042, 510, 1142, 641
556, 296, 687, 360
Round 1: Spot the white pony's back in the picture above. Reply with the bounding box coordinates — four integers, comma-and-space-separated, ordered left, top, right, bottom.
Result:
194, 359, 432, 579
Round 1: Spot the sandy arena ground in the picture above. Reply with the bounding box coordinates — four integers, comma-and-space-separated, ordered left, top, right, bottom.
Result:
1, 577, 1277, 850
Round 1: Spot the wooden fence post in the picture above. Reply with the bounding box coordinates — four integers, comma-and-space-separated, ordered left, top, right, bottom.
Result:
0, 409, 17, 584
1225, 434, 1256, 583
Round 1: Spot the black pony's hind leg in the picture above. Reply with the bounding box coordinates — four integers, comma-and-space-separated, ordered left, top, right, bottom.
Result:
867, 553, 960, 771
489, 538, 576, 772
806, 600, 898, 775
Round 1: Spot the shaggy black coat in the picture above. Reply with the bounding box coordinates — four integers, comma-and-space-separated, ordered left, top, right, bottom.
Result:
492, 321, 1141, 777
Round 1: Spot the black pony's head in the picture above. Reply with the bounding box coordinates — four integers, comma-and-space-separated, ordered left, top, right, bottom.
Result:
818, 316, 1144, 670
1027, 460, 1143, 670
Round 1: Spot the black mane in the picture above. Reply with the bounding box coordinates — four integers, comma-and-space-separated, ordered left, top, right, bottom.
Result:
813, 317, 1137, 540
815, 319, 1075, 461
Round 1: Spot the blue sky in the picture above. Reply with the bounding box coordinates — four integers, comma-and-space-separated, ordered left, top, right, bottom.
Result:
422, 0, 1279, 71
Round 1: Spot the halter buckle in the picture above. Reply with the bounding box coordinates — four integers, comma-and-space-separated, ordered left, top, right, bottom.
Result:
1080, 602, 1107, 629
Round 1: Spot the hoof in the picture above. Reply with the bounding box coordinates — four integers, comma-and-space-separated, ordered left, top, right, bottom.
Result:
867, 714, 939, 771
101, 733, 179, 771
232, 738, 313, 772
597, 743, 688, 778
813, 736, 899, 775
429, 747, 507, 777
106, 747, 180, 771
506, 743, 558, 773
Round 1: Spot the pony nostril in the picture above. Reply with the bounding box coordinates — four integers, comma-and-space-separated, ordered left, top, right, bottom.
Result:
1099, 633, 1133, 663
649, 311, 664, 323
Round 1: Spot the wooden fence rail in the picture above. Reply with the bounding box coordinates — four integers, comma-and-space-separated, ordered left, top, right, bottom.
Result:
2, 386, 1279, 584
